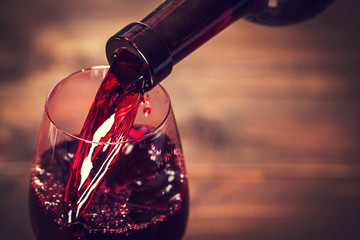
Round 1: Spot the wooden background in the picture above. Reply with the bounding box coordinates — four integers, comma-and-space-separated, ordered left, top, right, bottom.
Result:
1, 0, 359, 239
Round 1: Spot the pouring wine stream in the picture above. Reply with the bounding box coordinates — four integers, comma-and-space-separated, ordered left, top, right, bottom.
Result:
64, 49, 151, 222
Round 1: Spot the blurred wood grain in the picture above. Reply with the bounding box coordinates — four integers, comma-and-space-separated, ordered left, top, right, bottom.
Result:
1, 0, 360, 239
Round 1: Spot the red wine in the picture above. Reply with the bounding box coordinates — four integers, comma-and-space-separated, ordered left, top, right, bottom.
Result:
64, 49, 151, 221
31, 35, 189, 240
29, 125, 189, 240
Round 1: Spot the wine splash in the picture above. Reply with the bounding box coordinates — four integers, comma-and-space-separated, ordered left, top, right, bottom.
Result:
30, 125, 188, 240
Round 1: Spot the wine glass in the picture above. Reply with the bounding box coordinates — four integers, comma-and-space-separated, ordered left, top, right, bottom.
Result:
29, 66, 189, 240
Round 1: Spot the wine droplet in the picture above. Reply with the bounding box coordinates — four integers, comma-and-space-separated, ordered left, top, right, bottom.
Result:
142, 93, 151, 117
143, 106, 151, 117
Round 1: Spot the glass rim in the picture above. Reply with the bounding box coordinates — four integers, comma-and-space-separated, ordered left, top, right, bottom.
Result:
45, 65, 172, 145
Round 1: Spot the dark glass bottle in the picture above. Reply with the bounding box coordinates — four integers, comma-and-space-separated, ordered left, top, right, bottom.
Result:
106, 0, 336, 91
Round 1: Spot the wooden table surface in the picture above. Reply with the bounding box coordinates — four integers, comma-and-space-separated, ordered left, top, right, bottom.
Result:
1, 0, 359, 239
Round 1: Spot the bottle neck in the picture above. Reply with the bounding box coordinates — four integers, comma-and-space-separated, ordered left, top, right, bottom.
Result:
106, 0, 253, 91
140, 0, 253, 65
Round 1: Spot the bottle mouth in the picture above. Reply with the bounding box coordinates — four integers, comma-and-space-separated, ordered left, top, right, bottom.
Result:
106, 22, 173, 92
108, 48, 152, 94
45, 66, 172, 146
